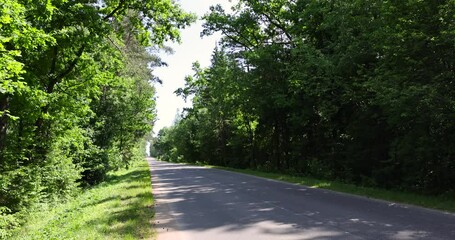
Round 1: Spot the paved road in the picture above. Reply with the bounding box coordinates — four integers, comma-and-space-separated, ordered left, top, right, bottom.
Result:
148, 158, 455, 240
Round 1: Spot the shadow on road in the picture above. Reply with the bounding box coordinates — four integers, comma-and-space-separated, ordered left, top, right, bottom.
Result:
149, 159, 455, 240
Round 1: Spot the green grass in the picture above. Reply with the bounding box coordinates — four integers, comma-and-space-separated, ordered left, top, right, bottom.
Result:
11, 160, 155, 240
199, 164, 455, 213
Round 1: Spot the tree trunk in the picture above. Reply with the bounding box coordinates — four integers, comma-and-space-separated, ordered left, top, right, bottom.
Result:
0, 95, 9, 151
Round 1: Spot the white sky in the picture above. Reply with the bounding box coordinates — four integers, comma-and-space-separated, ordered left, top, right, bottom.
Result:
152, 0, 235, 135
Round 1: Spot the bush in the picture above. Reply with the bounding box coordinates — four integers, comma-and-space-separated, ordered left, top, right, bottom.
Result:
0, 207, 20, 240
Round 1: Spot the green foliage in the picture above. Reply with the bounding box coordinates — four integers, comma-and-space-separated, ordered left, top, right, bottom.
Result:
156, 0, 455, 199
10, 160, 155, 240
0, 0, 194, 237
0, 207, 20, 239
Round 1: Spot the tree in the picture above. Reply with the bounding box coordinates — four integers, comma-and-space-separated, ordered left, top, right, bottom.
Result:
0, 0, 195, 236
158, 0, 455, 195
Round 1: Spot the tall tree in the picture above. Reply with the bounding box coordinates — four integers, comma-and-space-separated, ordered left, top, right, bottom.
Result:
0, 0, 195, 235
157, 0, 455, 195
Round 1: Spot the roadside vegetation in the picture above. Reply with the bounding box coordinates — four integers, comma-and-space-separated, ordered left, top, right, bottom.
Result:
10, 160, 155, 240
153, 0, 455, 211
0, 0, 194, 238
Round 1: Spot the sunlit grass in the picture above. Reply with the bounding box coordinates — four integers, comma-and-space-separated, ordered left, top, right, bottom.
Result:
11, 160, 155, 240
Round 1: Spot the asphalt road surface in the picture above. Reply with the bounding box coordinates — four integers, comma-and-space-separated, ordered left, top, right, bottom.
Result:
148, 158, 455, 240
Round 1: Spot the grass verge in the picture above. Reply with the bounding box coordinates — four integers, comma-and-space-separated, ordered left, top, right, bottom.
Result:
11, 160, 155, 240
194, 163, 455, 213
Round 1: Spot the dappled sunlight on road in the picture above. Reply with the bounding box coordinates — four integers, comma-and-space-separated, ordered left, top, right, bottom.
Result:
148, 158, 455, 240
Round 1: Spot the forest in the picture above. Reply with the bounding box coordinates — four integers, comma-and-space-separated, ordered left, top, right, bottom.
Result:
0, 0, 193, 236
154, 0, 455, 196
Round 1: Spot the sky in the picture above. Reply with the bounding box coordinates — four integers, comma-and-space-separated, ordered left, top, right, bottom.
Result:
152, 0, 235, 135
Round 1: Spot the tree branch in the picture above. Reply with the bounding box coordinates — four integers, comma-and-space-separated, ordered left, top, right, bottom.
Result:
104, 0, 127, 20
221, 29, 253, 52
49, 46, 58, 76
47, 45, 85, 93
261, 12, 294, 45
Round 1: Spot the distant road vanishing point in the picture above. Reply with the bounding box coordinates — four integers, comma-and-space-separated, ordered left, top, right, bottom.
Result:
148, 158, 455, 240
